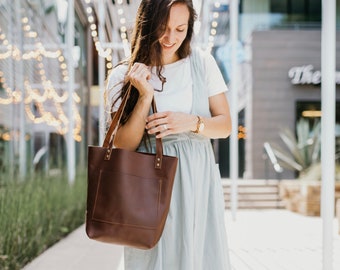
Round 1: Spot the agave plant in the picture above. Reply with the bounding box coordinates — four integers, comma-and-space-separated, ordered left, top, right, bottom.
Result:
269, 118, 321, 180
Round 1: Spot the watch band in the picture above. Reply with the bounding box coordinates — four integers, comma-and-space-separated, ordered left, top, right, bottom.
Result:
194, 116, 203, 133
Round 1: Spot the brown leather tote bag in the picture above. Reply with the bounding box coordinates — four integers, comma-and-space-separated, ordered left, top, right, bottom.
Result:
86, 88, 178, 249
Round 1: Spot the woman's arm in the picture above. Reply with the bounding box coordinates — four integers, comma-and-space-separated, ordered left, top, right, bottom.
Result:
199, 92, 232, 138
113, 63, 154, 151
146, 92, 231, 139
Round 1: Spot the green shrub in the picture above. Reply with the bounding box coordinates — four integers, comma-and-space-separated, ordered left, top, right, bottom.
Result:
0, 172, 87, 270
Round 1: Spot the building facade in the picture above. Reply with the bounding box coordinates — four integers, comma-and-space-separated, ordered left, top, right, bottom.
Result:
249, 29, 340, 179
214, 0, 340, 179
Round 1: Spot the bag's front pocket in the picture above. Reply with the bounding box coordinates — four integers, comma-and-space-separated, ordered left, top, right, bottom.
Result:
92, 169, 162, 229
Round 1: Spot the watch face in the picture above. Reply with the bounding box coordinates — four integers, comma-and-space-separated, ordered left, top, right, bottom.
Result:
199, 122, 205, 132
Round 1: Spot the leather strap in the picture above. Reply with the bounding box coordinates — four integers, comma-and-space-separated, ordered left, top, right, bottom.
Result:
102, 86, 164, 169
103, 88, 130, 148
151, 98, 163, 169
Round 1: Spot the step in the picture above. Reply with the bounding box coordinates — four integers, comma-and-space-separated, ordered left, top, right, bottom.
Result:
222, 179, 285, 209
222, 179, 281, 186
225, 200, 286, 209
224, 193, 280, 201
223, 186, 279, 194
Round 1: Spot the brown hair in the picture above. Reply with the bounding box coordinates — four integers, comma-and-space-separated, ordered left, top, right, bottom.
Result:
111, 0, 197, 125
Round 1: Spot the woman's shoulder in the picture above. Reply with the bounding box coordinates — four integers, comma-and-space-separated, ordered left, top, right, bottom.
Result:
106, 63, 128, 90
191, 47, 214, 60
190, 47, 217, 73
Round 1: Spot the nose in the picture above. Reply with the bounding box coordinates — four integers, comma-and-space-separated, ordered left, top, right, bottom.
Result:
163, 29, 175, 43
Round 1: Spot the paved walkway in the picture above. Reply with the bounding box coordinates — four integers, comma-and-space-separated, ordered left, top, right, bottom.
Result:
22, 210, 340, 270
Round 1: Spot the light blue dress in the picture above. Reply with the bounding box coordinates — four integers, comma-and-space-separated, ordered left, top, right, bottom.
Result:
124, 48, 231, 270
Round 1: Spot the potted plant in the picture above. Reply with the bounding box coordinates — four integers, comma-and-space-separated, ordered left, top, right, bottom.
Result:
267, 118, 340, 216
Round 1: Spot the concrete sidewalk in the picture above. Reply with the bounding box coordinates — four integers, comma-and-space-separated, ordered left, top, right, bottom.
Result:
22, 210, 340, 270
22, 225, 124, 270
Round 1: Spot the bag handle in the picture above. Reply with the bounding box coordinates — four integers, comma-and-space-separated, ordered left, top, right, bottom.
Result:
103, 86, 164, 170
103, 87, 130, 149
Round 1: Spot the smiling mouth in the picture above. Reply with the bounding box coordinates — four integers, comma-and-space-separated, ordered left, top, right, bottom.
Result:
162, 42, 175, 48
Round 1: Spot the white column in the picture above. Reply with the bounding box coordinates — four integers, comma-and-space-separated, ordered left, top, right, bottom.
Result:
98, 0, 105, 145
229, 0, 239, 220
16, 0, 26, 179
66, 0, 75, 183
321, 0, 336, 269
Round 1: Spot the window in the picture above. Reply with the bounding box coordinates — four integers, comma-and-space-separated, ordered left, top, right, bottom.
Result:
291, 1, 305, 14
270, 0, 321, 21
308, 0, 321, 20
270, 0, 288, 13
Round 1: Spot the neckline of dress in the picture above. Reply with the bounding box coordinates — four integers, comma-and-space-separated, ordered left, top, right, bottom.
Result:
163, 57, 189, 69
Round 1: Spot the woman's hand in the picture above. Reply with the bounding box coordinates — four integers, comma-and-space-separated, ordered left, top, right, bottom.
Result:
113, 62, 155, 151
146, 111, 197, 138
145, 93, 232, 140
126, 62, 154, 98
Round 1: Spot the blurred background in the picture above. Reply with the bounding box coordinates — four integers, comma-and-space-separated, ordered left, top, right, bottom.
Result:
0, 0, 340, 269
1, 0, 338, 182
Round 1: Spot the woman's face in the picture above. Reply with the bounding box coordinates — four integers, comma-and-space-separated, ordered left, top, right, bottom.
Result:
158, 3, 190, 64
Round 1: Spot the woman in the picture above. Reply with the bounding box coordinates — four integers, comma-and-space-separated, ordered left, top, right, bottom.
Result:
106, 0, 232, 269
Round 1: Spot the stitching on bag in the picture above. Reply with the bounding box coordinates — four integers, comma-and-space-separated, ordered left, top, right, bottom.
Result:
158, 179, 162, 216
91, 217, 159, 230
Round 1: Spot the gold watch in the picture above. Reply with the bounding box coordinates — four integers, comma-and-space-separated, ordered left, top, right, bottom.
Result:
194, 116, 205, 133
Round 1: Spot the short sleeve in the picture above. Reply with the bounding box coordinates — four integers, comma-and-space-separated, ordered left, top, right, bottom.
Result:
105, 64, 128, 111
202, 51, 228, 97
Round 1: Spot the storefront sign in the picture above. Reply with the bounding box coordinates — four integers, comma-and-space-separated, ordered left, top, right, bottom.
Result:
288, 65, 340, 85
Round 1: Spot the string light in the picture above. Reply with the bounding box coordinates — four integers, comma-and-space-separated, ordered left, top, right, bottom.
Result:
1, 0, 137, 141
0, 13, 82, 141
83, 1, 112, 58
83, 0, 131, 71
213, 12, 219, 19
206, 2, 221, 52
238, 125, 246, 139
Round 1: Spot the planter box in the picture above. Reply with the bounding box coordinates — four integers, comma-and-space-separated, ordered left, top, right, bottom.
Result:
337, 199, 340, 235
279, 181, 340, 216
